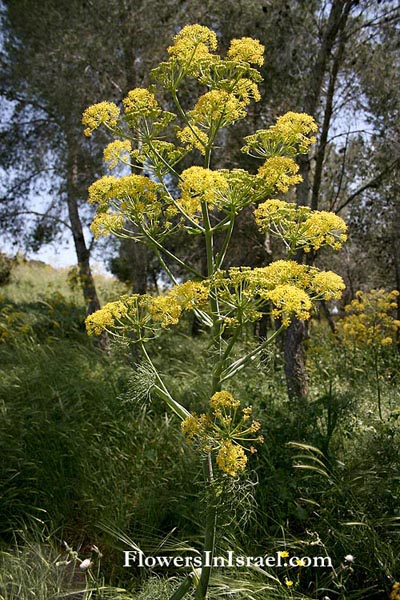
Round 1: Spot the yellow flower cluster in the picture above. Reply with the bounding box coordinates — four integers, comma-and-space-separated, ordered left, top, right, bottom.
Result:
189, 89, 247, 129
256, 157, 302, 193
211, 261, 345, 327
85, 280, 209, 338
167, 24, 218, 75
85, 296, 138, 336
337, 289, 400, 348
390, 582, 400, 600
234, 78, 261, 104
227, 37, 265, 66
87, 174, 162, 234
176, 125, 208, 155
311, 271, 346, 301
265, 284, 312, 326
181, 390, 263, 477
145, 295, 182, 328
178, 166, 229, 217
242, 112, 318, 158
209, 390, 240, 411
90, 211, 124, 238
254, 199, 347, 252
82, 101, 120, 137
123, 87, 161, 127
216, 441, 247, 478
103, 140, 132, 169
169, 280, 209, 310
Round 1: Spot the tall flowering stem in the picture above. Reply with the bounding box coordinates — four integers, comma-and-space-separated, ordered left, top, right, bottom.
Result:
82, 24, 347, 599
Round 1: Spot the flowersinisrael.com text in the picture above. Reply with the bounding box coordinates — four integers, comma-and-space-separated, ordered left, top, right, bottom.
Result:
123, 551, 332, 569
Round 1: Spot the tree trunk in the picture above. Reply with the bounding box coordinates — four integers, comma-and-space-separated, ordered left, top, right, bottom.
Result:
66, 141, 107, 349
284, 319, 308, 400
393, 194, 400, 350
284, 0, 354, 400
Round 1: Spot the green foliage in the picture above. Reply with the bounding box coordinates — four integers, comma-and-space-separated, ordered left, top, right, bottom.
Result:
0, 252, 13, 286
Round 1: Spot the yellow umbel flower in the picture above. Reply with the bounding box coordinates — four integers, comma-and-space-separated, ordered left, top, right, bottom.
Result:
179, 166, 229, 217
257, 157, 302, 192
85, 298, 136, 336
216, 440, 247, 477
390, 582, 400, 600
210, 391, 240, 411
274, 112, 318, 153
242, 112, 317, 158
234, 78, 261, 104
169, 281, 209, 310
310, 271, 346, 301
254, 199, 347, 252
82, 101, 120, 136
90, 212, 124, 238
181, 414, 210, 442
227, 37, 265, 66
176, 125, 208, 155
103, 140, 132, 169
87, 176, 119, 208
266, 284, 312, 326
302, 211, 348, 250
167, 24, 217, 74
251, 260, 312, 290
123, 88, 161, 127
146, 295, 182, 328
337, 289, 400, 348
190, 90, 247, 129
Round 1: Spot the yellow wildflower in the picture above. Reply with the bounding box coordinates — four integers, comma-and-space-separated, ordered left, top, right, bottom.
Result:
227, 37, 264, 66
146, 295, 182, 328
250, 260, 312, 290
302, 211, 347, 250
167, 24, 217, 75
176, 125, 208, 155
279, 551, 289, 558
88, 176, 118, 207
210, 390, 240, 411
169, 281, 209, 310
285, 579, 294, 587
234, 78, 261, 104
242, 112, 317, 158
337, 289, 400, 349
103, 140, 132, 169
216, 440, 247, 477
123, 88, 161, 127
189, 90, 247, 129
178, 166, 229, 216
90, 212, 124, 238
181, 413, 209, 442
257, 157, 302, 192
266, 284, 312, 326
85, 298, 133, 336
254, 199, 347, 252
310, 271, 346, 301
82, 101, 120, 136
274, 112, 318, 153
390, 582, 400, 600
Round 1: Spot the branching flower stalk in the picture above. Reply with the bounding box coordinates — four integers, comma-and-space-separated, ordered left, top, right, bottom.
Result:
82, 25, 347, 599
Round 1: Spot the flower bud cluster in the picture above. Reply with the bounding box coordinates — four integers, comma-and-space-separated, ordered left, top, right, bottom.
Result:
181, 391, 263, 477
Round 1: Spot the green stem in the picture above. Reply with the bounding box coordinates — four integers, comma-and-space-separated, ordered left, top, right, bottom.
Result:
374, 348, 383, 420
220, 325, 285, 382
194, 454, 217, 600
215, 214, 235, 270
139, 340, 190, 420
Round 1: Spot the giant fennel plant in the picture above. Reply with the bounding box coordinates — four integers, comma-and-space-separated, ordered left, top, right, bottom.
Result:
82, 25, 347, 600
